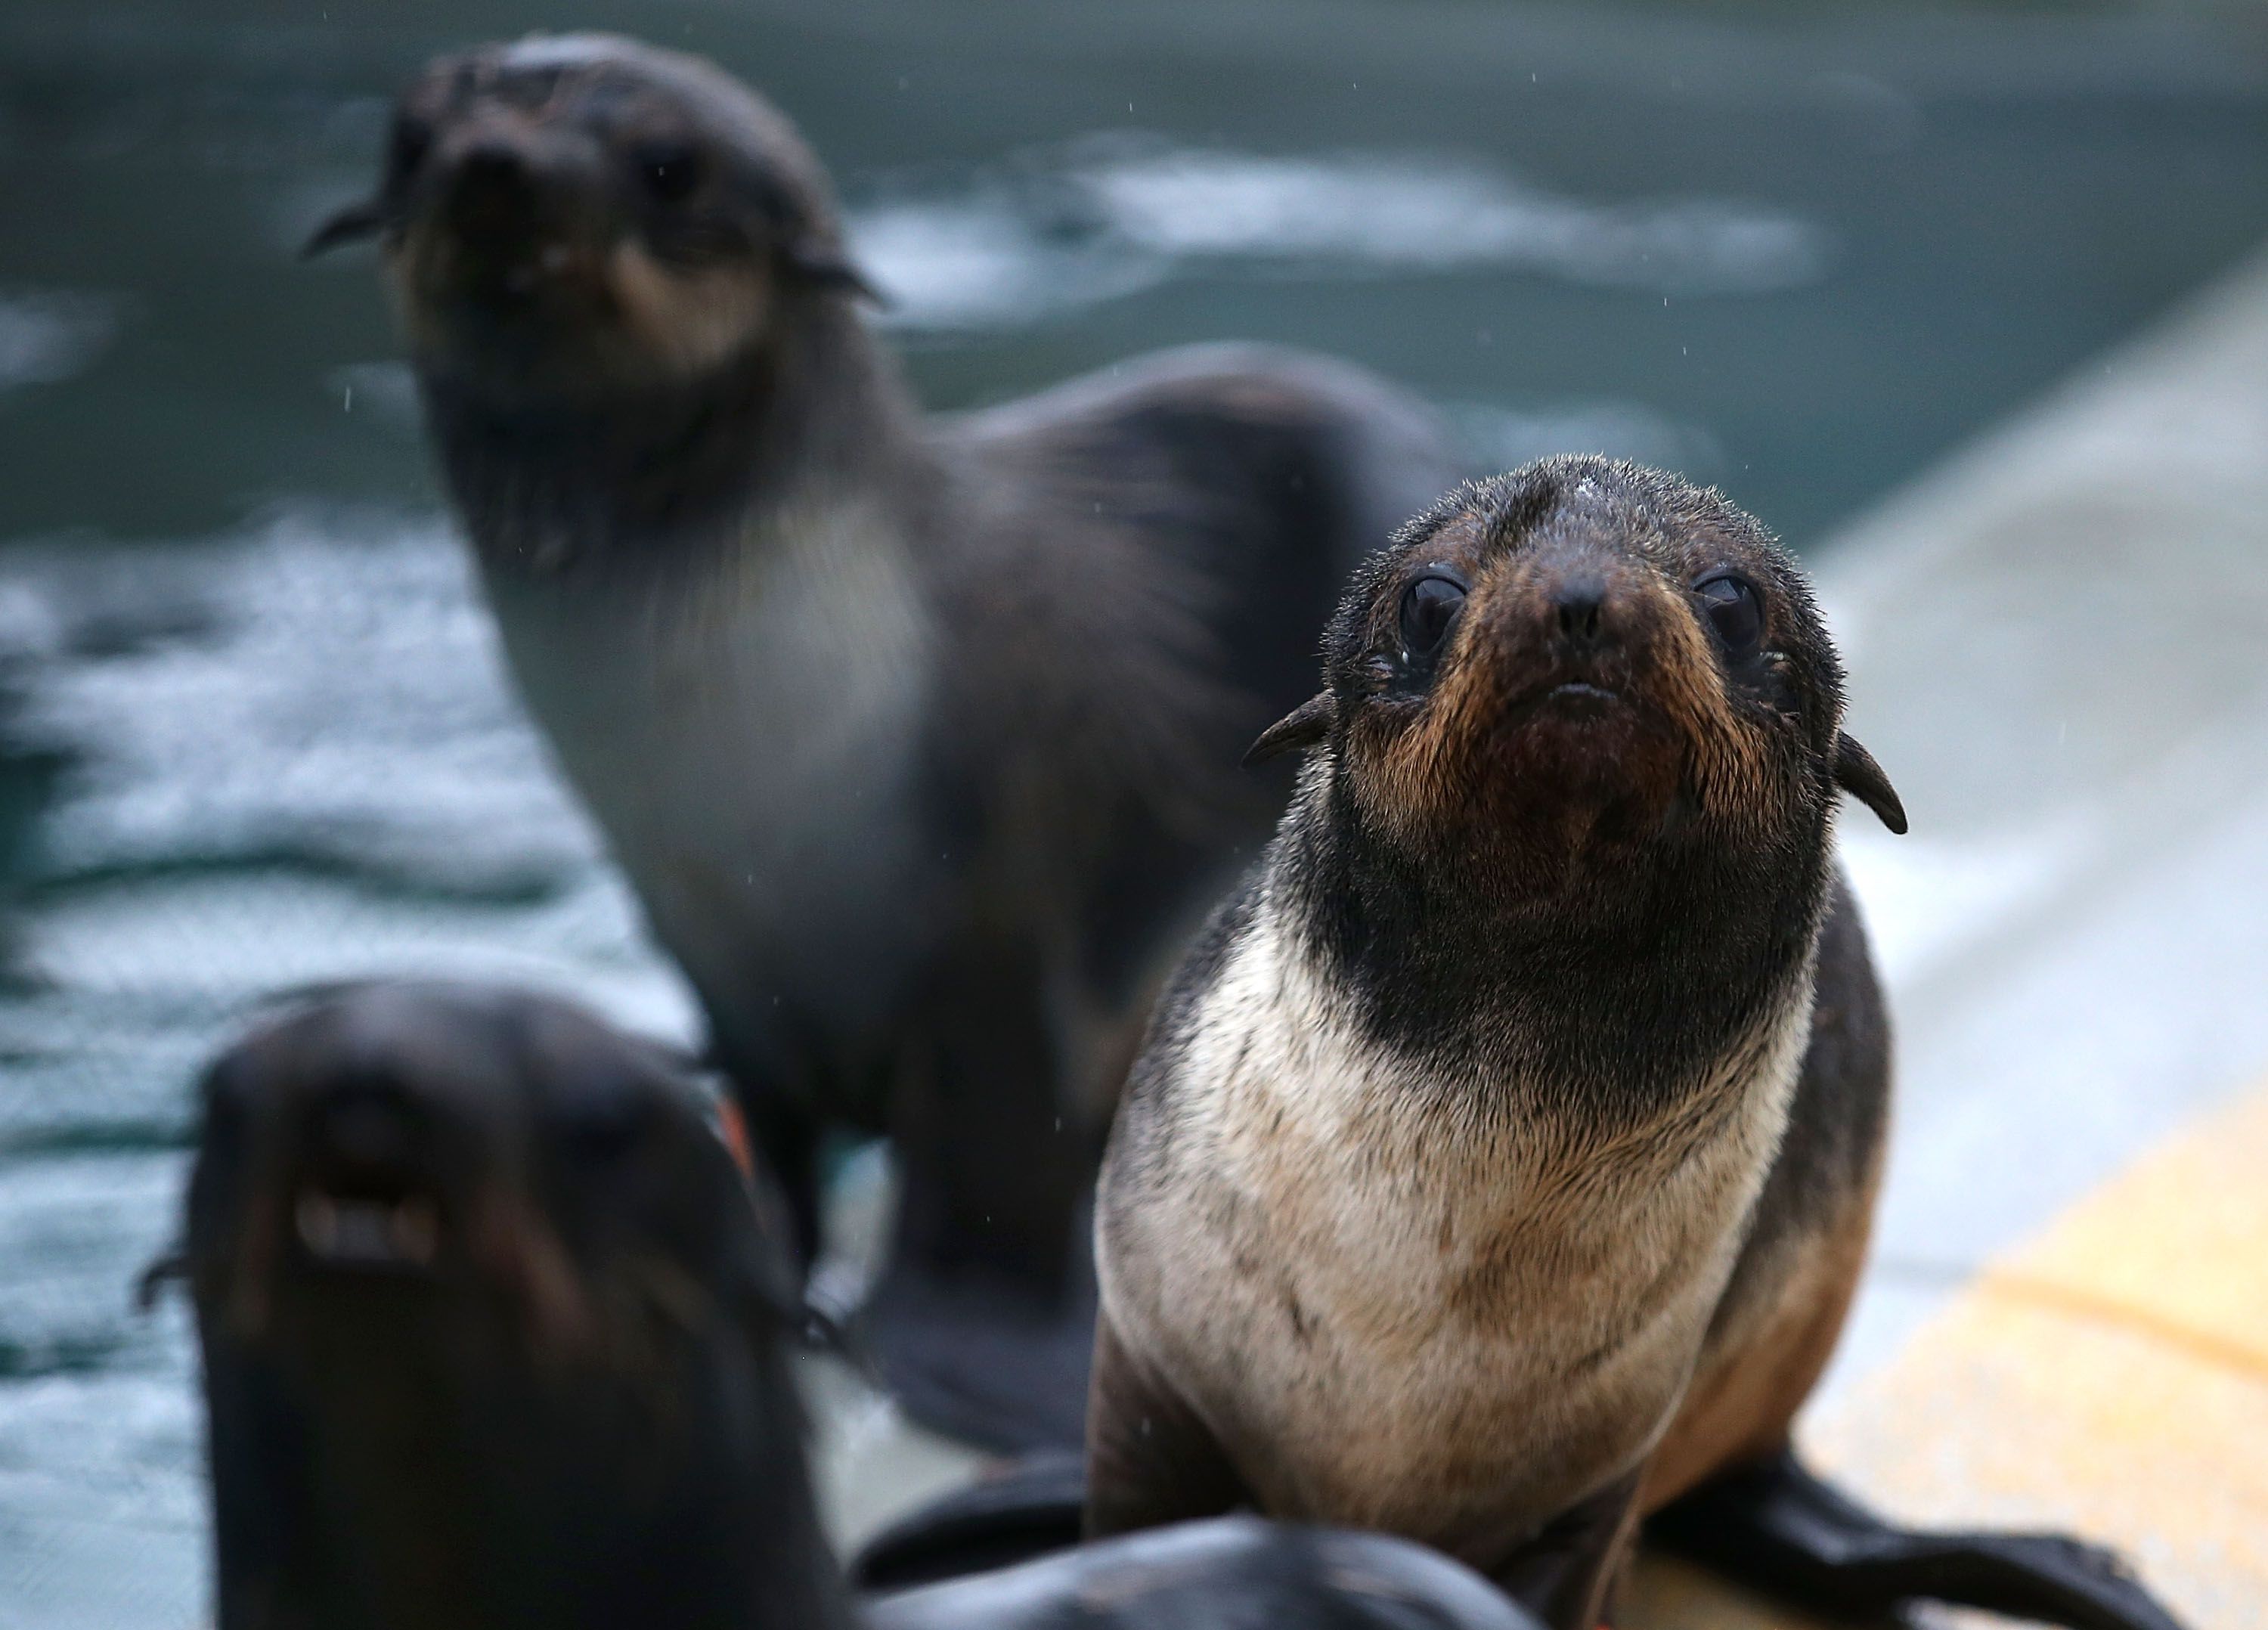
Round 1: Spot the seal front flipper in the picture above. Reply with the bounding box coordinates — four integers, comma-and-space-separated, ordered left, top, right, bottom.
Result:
862, 1255, 1097, 1455
858, 934, 1101, 1452
1084, 1312, 1253, 1539
867, 1520, 1548, 1630
1649, 1450, 2188, 1630
850, 1452, 1087, 1591
1492, 1471, 1644, 1630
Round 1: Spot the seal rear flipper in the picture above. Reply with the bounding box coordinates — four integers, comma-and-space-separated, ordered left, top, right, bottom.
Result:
1647, 1449, 2188, 1630
868, 938, 1104, 1453
850, 1452, 1087, 1591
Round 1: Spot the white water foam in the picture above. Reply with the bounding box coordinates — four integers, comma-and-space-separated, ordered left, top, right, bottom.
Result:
5, 510, 603, 897
851, 137, 1828, 331
0, 292, 122, 393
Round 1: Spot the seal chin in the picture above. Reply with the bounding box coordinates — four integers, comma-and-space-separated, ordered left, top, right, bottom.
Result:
1465, 668, 1690, 851
396, 216, 617, 380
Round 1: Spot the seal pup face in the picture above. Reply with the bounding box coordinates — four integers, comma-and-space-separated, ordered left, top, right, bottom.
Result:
1253, 457, 1904, 898
308, 33, 876, 401
182, 982, 840, 1630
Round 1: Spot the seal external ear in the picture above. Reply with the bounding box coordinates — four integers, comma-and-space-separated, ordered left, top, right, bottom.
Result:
301, 199, 390, 260
1242, 693, 1337, 769
1834, 733, 1907, 835
784, 238, 888, 306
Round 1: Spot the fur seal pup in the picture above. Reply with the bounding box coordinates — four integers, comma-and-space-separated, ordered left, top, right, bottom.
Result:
175, 980, 1546, 1630
1086, 460, 2183, 1630
305, 33, 1465, 1448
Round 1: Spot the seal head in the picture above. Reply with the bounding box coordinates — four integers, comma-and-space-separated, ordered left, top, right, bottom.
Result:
308, 33, 875, 403
1244, 456, 1902, 1096
1253, 457, 1903, 858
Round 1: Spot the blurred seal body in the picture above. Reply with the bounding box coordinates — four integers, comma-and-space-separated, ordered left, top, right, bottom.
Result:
1093, 459, 1912, 1618
311, 33, 1463, 1446
181, 981, 1548, 1630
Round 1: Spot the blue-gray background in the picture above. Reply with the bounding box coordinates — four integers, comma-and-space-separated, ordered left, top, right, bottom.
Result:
2, 1, 2265, 1623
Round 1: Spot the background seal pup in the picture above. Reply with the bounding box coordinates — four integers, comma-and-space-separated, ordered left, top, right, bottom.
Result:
1086, 460, 2183, 1630
172, 980, 1548, 1630
306, 33, 1466, 1449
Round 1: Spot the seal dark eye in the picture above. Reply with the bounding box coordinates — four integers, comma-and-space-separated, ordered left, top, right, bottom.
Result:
637, 143, 704, 203
1696, 574, 1763, 655
389, 116, 432, 179
552, 1072, 656, 1167
1399, 574, 1467, 662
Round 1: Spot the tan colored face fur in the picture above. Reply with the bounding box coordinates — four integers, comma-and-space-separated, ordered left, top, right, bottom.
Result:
1253, 460, 1906, 892
1346, 505, 1789, 867
311, 35, 873, 399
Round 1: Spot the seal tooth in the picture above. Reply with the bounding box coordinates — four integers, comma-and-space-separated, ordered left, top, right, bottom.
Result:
295, 1192, 339, 1257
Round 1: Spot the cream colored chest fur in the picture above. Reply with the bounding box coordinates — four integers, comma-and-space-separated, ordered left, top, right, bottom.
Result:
1097, 908, 1811, 1557
479, 497, 937, 1033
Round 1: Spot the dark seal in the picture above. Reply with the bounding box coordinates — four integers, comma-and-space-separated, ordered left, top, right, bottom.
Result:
1086, 460, 2183, 1630
177, 980, 1546, 1630
306, 33, 1464, 1449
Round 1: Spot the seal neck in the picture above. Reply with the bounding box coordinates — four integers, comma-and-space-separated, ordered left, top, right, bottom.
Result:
1274, 762, 1830, 1120
421, 293, 928, 581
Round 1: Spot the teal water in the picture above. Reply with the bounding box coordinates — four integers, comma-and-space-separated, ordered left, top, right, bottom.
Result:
3, 1, 2267, 1622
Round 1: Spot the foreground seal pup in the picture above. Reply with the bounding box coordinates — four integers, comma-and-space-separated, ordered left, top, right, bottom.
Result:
176, 981, 1547, 1630
1087, 460, 2183, 1630
308, 34, 1464, 1447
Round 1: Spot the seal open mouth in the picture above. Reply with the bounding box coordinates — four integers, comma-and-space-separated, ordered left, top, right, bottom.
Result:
1497, 675, 1627, 736
294, 1189, 440, 1271
1545, 680, 1619, 708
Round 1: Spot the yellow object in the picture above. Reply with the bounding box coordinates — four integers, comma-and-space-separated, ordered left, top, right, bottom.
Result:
1626, 1085, 2268, 1630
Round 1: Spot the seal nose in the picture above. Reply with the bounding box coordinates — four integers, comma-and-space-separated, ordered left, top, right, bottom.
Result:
454, 141, 530, 193
308, 1085, 420, 1179
438, 137, 554, 244
1550, 575, 1613, 652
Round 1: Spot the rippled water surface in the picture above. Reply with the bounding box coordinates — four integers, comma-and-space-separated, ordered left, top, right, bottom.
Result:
4, 0, 2268, 1622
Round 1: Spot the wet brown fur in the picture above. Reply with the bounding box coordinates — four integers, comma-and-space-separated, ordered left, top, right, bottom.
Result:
1091, 462, 1903, 1628
1347, 500, 1793, 883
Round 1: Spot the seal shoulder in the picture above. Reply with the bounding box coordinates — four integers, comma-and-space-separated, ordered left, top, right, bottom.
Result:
922, 343, 1464, 833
